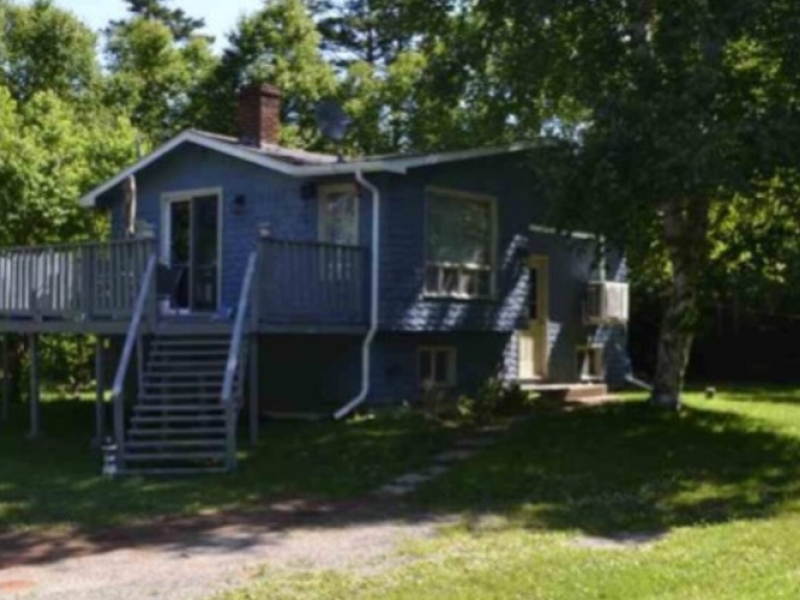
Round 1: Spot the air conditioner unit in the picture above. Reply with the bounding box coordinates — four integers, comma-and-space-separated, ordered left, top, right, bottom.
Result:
585, 281, 629, 325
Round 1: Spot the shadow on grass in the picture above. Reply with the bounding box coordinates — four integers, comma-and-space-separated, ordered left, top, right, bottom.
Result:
0, 398, 456, 566
5, 395, 800, 567
414, 400, 800, 536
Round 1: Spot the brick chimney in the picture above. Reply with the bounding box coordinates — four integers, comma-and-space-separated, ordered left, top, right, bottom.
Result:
237, 83, 282, 147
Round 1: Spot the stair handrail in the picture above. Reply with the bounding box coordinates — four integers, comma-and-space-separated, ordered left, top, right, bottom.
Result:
221, 250, 259, 469
110, 252, 158, 468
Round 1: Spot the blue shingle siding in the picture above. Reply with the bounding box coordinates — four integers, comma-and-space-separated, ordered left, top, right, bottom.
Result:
253, 335, 363, 412
99, 143, 376, 310
98, 143, 631, 404
368, 332, 516, 405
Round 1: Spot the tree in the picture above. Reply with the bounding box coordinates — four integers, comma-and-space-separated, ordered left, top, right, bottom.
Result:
474, 0, 800, 407
104, 10, 216, 142
193, 0, 337, 148
109, 0, 206, 42
312, 0, 454, 69
0, 0, 99, 103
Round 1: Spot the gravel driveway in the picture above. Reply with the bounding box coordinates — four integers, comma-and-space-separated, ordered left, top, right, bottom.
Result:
0, 501, 442, 600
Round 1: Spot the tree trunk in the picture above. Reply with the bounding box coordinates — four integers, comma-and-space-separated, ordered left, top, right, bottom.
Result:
651, 268, 695, 408
650, 197, 707, 409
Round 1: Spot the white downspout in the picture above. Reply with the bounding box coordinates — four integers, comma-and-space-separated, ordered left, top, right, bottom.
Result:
334, 170, 380, 420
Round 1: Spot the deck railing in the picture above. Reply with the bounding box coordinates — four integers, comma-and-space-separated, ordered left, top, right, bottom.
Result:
257, 237, 369, 326
0, 239, 154, 320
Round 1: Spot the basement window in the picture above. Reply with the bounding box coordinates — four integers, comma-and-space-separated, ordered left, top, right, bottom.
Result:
419, 347, 457, 388
577, 345, 605, 382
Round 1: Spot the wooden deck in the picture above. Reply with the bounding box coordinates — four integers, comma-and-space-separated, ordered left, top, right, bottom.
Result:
0, 237, 370, 335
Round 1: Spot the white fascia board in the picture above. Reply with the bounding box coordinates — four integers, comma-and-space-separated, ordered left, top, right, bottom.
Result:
386, 142, 537, 170
79, 131, 408, 207
79, 131, 532, 208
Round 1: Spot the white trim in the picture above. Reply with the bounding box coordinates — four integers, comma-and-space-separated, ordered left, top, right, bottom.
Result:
80, 129, 538, 207
529, 223, 598, 240
423, 187, 499, 300
317, 183, 360, 245
159, 187, 223, 312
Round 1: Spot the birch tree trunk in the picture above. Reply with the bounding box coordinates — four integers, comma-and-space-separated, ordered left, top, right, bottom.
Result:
650, 198, 707, 409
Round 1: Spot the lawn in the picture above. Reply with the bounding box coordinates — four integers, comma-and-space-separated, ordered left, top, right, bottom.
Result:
219, 387, 800, 600
0, 397, 457, 533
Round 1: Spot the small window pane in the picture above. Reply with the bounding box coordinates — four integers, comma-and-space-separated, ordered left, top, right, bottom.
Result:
442, 267, 459, 295
477, 271, 492, 298
528, 268, 539, 320
419, 351, 433, 383
425, 266, 441, 294
320, 189, 358, 245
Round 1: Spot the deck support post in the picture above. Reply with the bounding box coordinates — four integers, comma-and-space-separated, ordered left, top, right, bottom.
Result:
28, 334, 40, 439
249, 335, 259, 446
93, 336, 106, 447
1, 334, 9, 423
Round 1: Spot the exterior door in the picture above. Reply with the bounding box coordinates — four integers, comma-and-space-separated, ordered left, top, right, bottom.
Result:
164, 192, 220, 312
519, 255, 549, 380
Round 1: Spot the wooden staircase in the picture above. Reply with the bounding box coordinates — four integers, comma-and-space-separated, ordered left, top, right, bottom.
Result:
105, 250, 259, 477
121, 334, 241, 475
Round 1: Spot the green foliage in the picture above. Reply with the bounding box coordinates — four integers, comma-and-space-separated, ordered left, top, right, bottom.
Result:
109, 0, 206, 42
193, 0, 337, 148
0, 0, 99, 103
104, 9, 217, 142
420, 379, 532, 426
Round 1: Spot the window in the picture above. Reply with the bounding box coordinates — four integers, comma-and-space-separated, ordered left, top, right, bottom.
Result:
578, 345, 605, 381
419, 347, 457, 388
528, 267, 539, 320
319, 185, 358, 246
425, 188, 496, 299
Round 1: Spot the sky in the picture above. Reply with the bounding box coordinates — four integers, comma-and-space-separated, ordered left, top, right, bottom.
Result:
27, 0, 266, 51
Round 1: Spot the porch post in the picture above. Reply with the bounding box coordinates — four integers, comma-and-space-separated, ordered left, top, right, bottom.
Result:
28, 334, 40, 438
1, 334, 9, 423
93, 336, 105, 446
249, 335, 259, 446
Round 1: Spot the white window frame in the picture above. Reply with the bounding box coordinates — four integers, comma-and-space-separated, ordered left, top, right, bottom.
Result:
423, 186, 498, 300
577, 345, 605, 382
418, 346, 458, 389
318, 183, 359, 246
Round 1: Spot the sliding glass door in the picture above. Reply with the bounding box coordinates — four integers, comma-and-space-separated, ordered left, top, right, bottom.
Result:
166, 193, 220, 312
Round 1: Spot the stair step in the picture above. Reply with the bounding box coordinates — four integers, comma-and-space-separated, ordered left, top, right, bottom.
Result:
150, 348, 230, 364
146, 363, 227, 371
139, 392, 222, 401
121, 467, 230, 476
131, 415, 227, 424
126, 439, 226, 449
123, 452, 227, 462
143, 380, 224, 389
129, 427, 227, 437
134, 404, 227, 413
151, 337, 231, 350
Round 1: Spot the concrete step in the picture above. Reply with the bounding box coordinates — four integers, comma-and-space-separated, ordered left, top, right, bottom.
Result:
133, 404, 227, 413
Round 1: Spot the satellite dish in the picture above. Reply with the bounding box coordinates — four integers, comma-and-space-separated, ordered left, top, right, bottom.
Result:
315, 99, 351, 143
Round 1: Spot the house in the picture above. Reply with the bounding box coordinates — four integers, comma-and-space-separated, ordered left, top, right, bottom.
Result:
0, 84, 630, 475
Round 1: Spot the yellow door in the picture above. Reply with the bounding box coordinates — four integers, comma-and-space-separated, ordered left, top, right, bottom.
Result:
519, 255, 549, 380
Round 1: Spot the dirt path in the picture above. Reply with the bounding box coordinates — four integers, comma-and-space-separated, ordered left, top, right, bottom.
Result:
0, 500, 444, 600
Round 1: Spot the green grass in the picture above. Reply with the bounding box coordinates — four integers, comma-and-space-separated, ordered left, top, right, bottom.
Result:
219, 387, 800, 599
0, 398, 456, 533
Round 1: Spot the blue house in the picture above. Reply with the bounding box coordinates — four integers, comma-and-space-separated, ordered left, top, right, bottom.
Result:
0, 84, 630, 474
